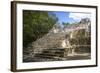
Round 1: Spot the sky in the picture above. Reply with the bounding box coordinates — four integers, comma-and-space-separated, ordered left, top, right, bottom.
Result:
50, 11, 91, 25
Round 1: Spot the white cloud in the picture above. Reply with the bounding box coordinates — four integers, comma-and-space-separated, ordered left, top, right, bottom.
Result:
69, 13, 91, 21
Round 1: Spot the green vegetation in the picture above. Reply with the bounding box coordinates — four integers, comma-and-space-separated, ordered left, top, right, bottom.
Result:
62, 22, 70, 25
23, 10, 58, 48
62, 22, 70, 27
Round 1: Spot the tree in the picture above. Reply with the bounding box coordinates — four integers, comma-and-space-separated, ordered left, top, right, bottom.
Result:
23, 10, 58, 48
62, 22, 70, 27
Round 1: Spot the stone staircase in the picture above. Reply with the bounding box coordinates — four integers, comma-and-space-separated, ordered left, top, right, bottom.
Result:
23, 18, 91, 62
33, 48, 66, 62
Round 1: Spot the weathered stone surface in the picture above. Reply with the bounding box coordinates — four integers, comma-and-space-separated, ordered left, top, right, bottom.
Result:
23, 18, 91, 62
